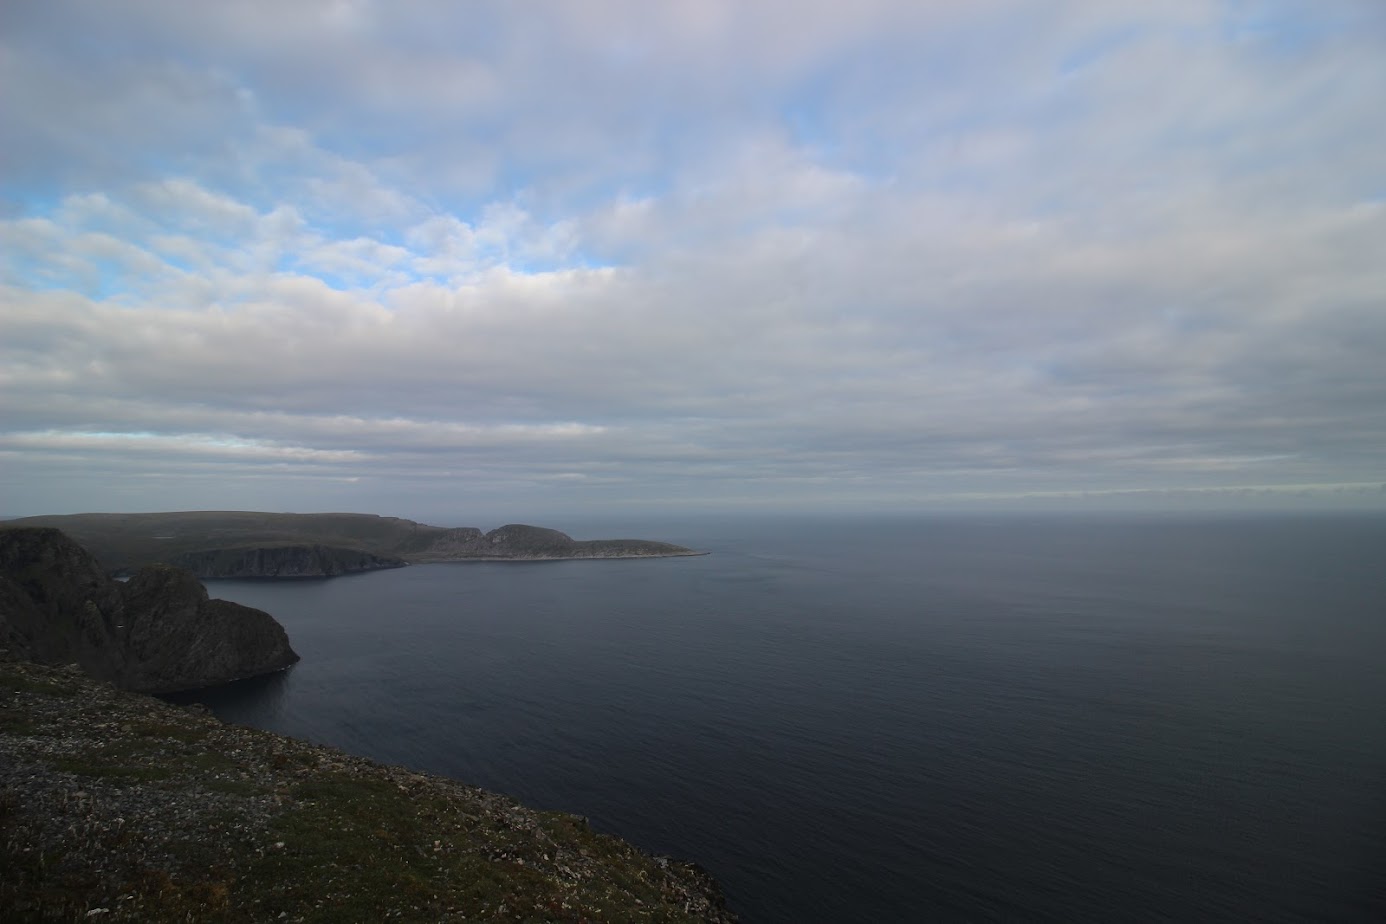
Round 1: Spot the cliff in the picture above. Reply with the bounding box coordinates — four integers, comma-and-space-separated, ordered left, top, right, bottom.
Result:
168, 544, 406, 579
0, 528, 298, 693
0, 658, 736, 923
3, 512, 702, 576
408, 523, 702, 562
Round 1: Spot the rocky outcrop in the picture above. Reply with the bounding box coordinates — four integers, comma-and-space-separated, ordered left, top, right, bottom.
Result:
168, 544, 406, 578
4, 512, 703, 575
0, 658, 738, 922
0, 527, 124, 667
0, 528, 298, 693
410, 523, 702, 561
115, 565, 300, 692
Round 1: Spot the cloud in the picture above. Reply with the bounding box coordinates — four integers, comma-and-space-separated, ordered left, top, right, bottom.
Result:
1, 1, 1384, 518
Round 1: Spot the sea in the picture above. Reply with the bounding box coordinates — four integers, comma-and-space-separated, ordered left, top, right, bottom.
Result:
182, 513, 1386, 922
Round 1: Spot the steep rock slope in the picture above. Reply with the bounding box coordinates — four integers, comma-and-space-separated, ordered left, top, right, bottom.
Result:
168, 544, 405, 578
0, 528, 298, 693
5, 512, 700, 575
410, 523, 700, 561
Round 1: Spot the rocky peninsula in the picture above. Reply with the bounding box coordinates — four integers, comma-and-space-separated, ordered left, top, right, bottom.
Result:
167, 545, 406, 580
7, 512, 703, 578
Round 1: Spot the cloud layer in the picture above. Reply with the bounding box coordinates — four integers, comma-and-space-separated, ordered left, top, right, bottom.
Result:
3, 1, 1384, 519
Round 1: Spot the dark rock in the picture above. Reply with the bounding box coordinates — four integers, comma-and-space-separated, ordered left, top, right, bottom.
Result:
5, 511, 703, 572
485, 523, 578, 554
117, 564, 300, 692
168, 544, 406, 578
0, 528, 298, 693
410, 523, 702, 561
0, 527, 124, 665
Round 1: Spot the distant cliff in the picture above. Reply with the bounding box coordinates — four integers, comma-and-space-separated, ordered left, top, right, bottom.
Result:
5, 512, 702, 576
0, 528, 298, 693
169, 544, 406, 579
408, 523, 702, 561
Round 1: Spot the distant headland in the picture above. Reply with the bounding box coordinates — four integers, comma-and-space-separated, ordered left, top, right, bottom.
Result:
2, 511, 704, 579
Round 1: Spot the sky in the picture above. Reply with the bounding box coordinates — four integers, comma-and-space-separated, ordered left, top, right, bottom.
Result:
3, 0, 1385, 524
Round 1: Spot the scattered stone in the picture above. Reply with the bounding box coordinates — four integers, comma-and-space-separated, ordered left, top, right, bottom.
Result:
1, 657, 737, 922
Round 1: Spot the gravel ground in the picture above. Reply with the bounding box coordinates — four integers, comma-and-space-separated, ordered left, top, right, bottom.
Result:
1, 655, 737, 923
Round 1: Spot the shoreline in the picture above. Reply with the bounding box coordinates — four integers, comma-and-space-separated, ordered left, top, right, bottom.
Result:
191, 550, 711, 580
405, 550, 711, 563
1, 657, 738, 922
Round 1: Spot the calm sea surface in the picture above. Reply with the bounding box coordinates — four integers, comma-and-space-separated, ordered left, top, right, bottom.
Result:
188, 513, 1386, 922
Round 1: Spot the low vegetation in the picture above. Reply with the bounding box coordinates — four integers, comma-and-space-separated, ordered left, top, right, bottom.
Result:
2, 512, 700, 575
1, 658, 735, 922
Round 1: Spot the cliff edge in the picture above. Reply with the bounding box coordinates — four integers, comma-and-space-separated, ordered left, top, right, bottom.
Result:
0, 658, 737, 922
409, 523, 702, 562
0, 528, 298, 693
4, 512, 703, 576
168, 544, 406, 579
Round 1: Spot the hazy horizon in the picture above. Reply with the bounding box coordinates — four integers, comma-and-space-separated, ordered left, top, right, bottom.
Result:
4, 2, 1384, 518
7, 493, 1386, 535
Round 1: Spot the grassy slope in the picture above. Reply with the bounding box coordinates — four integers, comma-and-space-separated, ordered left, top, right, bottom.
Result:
2, 513, 440, 574
1, 659, 735, 923
3, 513, 696, 573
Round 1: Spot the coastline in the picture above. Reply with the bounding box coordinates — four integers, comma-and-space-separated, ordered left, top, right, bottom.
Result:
0, 657, 737, 922
406, 550, 711, 563
2, 513, 706, 578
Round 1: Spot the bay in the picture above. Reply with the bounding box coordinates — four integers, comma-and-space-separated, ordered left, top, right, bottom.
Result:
188, 513, 1386, 922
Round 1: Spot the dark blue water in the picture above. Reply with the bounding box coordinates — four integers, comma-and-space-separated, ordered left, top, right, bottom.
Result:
188, 514, 1386, 922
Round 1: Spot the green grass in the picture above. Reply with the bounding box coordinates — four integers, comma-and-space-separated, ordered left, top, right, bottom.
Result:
241, 776, 473, 921
52, 758, 172, 783
182, 750, 236, 773
1, 762, 718, 922
0, 707, 42, 736
128, 720, 207, 743
0, 669, 77, 697
0, 669, 726, 923
202, 778, 263, 797
223, 775, 704, 923
45, 724, 232, 790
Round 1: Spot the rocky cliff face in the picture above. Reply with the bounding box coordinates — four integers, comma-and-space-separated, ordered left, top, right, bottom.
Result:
0, 528, 298, 693
0, 526, 124, 666
5, 511, 702, 574
169, 544, 405, 578
410, 523, 702, 561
